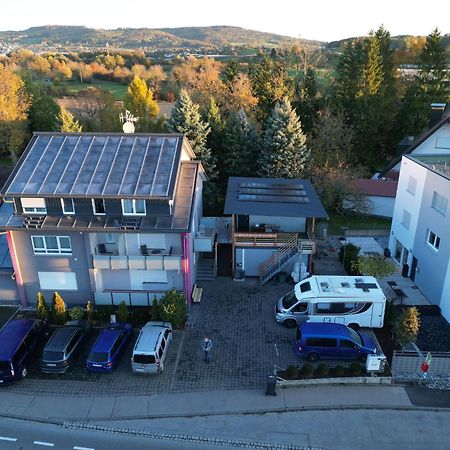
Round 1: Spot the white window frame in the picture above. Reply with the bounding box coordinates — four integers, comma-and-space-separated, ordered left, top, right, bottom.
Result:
401, 210, 411, 230
121, 199, 146, 216
92, 199, 106, 215
406, 176, 417, 196
31, 235, 72, 255
22, 198, 47, 215
426, 229, 440, 251
38, 272, 77, 290
431, 191, 447, 216
61, 198, 75, 215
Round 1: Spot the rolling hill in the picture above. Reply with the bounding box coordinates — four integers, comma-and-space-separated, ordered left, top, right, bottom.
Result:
0, 25, 321, 52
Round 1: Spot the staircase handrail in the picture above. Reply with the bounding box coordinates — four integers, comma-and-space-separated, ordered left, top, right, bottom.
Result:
259, 234, 298, 277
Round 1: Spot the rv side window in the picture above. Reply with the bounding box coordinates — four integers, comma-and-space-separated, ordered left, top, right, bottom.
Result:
300, 282, 311, 293
306, 338, 337, 348
314, 302, 358, 314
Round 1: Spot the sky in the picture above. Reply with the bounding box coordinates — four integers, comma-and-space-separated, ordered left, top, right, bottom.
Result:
0, 0, 448, 42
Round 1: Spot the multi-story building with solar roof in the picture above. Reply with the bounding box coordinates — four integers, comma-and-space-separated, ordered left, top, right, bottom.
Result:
0, 132, 206, 306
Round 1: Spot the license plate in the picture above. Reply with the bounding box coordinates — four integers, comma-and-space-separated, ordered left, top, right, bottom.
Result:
46, 364, 56, 367
93, 364, 102, 367
136, 368, 144, 372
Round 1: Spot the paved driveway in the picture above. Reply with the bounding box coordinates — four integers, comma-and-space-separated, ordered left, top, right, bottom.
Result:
4, 278, 299, 396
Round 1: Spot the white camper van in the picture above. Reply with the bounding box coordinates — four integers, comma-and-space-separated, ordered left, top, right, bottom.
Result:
275, 275, 386, 329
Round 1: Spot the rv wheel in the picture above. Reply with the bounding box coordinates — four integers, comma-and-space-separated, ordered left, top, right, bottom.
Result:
348, 323, 360, 331
358, 355, 368, 364
284, 319, 297, 329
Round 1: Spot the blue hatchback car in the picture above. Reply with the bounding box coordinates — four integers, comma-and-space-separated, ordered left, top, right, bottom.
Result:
294, 322, 377, 362
86, 323, 133, 373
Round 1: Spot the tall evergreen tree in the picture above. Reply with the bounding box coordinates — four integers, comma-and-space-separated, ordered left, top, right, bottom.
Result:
58, 107, 82, 132
363, 36, 384, 96
395, 29, 449, 137
221, 110, 258, 179
168, 89, 216, 177
258, 98, 309, 179
294, 67, 319, 134
418, 28, 449, 101
205, 97, 224, 164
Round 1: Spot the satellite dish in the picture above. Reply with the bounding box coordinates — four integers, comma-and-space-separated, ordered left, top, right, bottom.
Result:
122, 122, 135, 134
119, 110, 139, 134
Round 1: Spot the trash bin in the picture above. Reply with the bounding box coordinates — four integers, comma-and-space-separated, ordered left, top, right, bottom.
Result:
265, 375, 277, 396
384, 248, 391, 258
402, 264, 409, 277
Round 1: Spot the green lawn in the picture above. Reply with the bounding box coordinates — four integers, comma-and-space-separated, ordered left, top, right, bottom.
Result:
325, 214, 392, 235
58, 80, 128, 101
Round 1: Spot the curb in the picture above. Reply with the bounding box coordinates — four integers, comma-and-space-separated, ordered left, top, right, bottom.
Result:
1, 404, 449, 423
63, 421, 321, 450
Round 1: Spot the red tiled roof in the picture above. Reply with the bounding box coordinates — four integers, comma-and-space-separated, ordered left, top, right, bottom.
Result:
354, 179, 398, 198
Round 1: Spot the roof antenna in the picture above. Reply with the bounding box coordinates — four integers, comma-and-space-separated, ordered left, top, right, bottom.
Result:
119, 110, 139, 133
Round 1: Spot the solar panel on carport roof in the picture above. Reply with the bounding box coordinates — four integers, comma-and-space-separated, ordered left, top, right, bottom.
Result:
238, 194, 310, 203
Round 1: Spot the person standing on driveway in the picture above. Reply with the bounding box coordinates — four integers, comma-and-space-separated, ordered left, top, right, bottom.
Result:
201, 337, 213, 363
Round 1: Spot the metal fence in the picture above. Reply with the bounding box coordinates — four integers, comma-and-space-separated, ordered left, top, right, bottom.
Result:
392, 346, 450, 380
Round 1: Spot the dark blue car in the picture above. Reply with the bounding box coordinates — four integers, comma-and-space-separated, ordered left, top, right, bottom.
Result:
295, 322, 377, 362
86, 323, 133, 373
0, 319, 47, 385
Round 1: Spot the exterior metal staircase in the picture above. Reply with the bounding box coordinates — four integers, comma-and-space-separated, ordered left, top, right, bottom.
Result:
259, 236, 314, 285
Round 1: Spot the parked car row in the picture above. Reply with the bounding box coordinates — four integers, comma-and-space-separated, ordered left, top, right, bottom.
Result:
0, 319, 172, 385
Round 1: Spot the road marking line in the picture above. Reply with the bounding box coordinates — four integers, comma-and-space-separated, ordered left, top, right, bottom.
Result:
33, 441, 55, 447
0, 436, 17, 442
74, 446, 95, 450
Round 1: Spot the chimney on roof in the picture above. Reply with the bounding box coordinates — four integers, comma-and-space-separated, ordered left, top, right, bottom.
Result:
429, 103, 447, 128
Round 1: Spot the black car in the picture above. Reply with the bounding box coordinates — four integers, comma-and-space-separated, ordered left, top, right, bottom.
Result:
40, 320, 90, 374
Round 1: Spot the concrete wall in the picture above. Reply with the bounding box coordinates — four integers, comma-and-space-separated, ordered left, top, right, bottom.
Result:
366, 196, 395, 218
389, 156, 450, 322
11, 230, 92, 305
249, 215, 306, 233
412, 168, 450, 315
389, 157, 428, 260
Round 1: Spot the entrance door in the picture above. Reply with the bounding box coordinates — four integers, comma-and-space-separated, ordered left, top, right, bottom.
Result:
410, 257, 418, 281
371, 302, 384, 327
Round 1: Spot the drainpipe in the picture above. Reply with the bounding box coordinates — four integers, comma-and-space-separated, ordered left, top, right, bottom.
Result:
6, 231, 27, 306
181, 232, 192, 305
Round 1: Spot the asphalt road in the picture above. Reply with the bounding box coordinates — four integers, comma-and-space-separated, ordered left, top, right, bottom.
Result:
0, 417, 224, 450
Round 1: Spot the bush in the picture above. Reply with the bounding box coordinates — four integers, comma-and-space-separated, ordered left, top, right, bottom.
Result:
116, 301, 129, 323
334, 365, 345, 377
36, 292, 50, 320
50, 291, 67, 325
129, 307, 151, 326
151, 295, 160, 321
159, 289, 188, 328
69, 306, 84, 321
93, 305, 115, 323
286, 365, 299, 380
300, 363, 314, 378
394, 306, 421, 347
314, 363, 329, 377
349, 362, 363, 376
86, 300, 94, 322
339, 243, 360, 275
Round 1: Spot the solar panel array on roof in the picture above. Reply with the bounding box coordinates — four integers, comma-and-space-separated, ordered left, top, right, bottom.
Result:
5, 134, 182, 198
237, 180, 310, 204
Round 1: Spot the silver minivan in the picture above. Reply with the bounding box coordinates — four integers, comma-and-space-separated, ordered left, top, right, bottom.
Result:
131, 321, 172, 374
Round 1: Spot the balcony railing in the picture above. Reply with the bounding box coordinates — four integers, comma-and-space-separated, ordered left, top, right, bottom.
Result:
93, 254, 182, 271
233, 232, 295, 247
